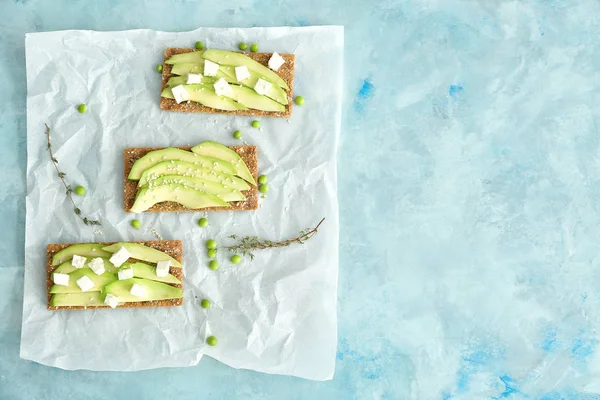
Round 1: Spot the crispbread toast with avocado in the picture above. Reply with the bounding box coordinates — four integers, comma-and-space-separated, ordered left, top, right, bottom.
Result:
123, 145, 259, 213
47, 240, 183, 311
160, 48, 295, 118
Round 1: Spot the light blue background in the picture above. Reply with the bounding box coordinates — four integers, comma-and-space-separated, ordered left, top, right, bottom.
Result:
3, 0, 600, 399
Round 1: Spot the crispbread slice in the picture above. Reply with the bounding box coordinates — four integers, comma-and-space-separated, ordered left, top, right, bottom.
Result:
160, 48, 295, 118
123, 146, 259, 213
47, 240, 183, 311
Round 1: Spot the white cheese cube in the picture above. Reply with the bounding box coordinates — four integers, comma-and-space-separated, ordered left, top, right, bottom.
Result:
88, 257, 105, 275
156, 260, 171, 278
118, 267, 134, 280
76, 276, 95, 292
268, 52, 285, 71
130, 283, 146, 297
171, 85, 190, 104
53, 273, 70, 286
186, 73, 202, 84
213, 78, 232, 96
104, 293, 119, 309
235, 65, 251, 82
204, 60, 220, 77
254, 78, 273, 95
71, 255, 86, 269
109, 246, 131, 268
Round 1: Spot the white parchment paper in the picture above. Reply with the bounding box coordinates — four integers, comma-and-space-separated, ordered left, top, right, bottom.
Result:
20, 26, 342, 381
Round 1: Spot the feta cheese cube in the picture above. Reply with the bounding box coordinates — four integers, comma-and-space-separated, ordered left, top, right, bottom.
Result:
254, 78, 273, 95
186, 73, 202, 84
204, 60, 220, 77
213, 78, 232, 96
118, 267, 134, 280
76, 276, 95, 292
156, 260, 171, 278
130, 283, 146, 297
88, 257, 105, 275
71, 255, 86, 269
104, 293, 119, 309
171, 85, 190, 104
53, 273, 70, 286
235, 65, 251, 82
109, 246, 131, 267
268, 52, 285, 71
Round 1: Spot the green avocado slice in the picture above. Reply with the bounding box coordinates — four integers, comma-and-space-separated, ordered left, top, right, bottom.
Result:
138, 159, 250, 190
170, 63, 236, 82
104, 278, 183, 302
101, 242, 182, 269
167, 75, 218, 87
202, 49, 289, 90
128, 148, 236, 180
51, 244, 112, 266
143, 175, 246, 202
191, 141, 256, 186
165, 50, 205, 64
127, 262, 181, 284
50, 292, 105, 307
50, 268, 117, 294
53, 257, 118, 274
130, 184, 229, 213
223, 85, 285, 112
161, 85, 247, 111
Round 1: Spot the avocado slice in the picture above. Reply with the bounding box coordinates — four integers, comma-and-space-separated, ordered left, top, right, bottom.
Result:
128, 148, 236, 180
143, 175, 246, 202
104, 278, 183, 302
161, 85, 247, 111
130, 184, 229, 213
53, 257, 118, 274
170, 63, 236, 82
223, 85, 285, 112
127, 262, 181, 284
202, 49, 290, 90
51, 244, 112, 266
171, 63, 204, 76
50, 268, 117, 294
191, 141, 256, 186
165, 50, 205, 65
102, 242, 182, 269
138, 159, 250, 190
50, 292, 105, 307
167, 75, 218, 87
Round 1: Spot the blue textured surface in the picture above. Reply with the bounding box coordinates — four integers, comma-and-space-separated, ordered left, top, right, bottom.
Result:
3, 0, 600, 399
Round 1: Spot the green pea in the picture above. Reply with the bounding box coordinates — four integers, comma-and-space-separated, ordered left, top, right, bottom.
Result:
206, 239, 217, 249
239, 42, 248, 51
195, 41, 205, 50
259, 184, 269, 194
295, 96, 305, 106
198, 217, 209, 227
156, 64, 163, 73
233, 130, 242, 139
251, 120, 260, 128
77, 104, 87, 113
230, 254, 242, 264
206, 336, 218, 346
209, 260, 219, 270
131, 219, 141, 229
208, 249, 217, 259
74, 185, 86, 196
201, 299, 211, 309
250, 43, 259, 52
258, 175, 268, 184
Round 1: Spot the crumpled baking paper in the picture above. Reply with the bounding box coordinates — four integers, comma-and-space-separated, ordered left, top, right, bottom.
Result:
20, 26, 342, 381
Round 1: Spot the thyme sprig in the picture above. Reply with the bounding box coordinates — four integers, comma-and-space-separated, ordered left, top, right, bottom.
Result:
222, 217, 325, 260
45, 124, 101, 226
